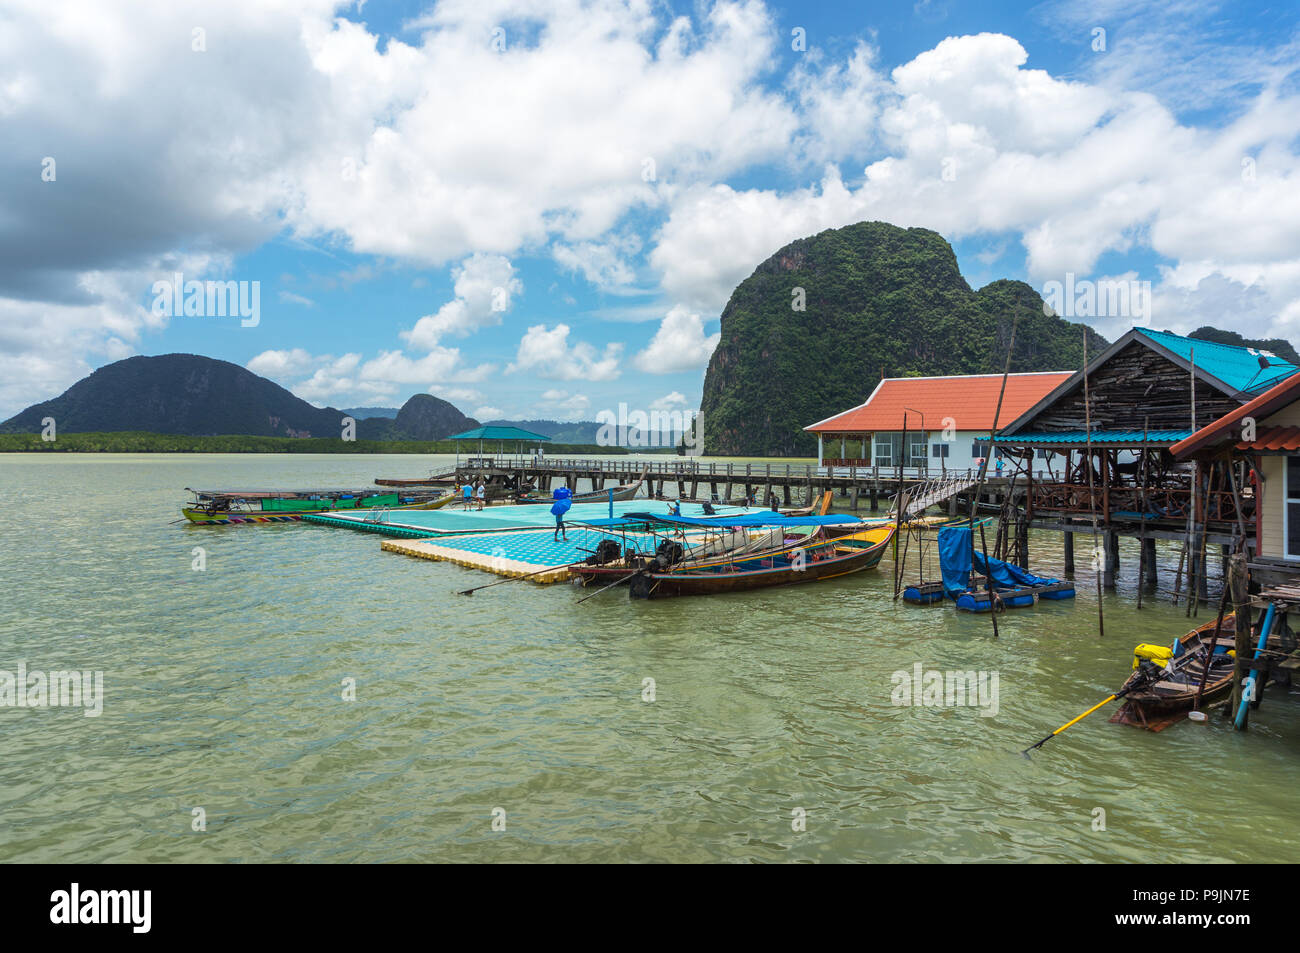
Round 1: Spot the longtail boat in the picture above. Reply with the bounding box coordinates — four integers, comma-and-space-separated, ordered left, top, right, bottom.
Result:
1109, 617, 1238, 730
181, 489, 451, 524
624, 524, 895, 599
515, 478, 643, 505
570, 526, 814, 587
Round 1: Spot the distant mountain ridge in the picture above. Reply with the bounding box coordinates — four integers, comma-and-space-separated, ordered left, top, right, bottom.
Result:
485, 418, 689, 447
0, 354, 476, 440
343, 406, 400, 420
0, 354, 348, 437
359, 395, 478, 440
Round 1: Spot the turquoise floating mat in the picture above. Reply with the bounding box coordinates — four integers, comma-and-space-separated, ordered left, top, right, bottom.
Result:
305, 500, 772, 538
422, 527, 668, 567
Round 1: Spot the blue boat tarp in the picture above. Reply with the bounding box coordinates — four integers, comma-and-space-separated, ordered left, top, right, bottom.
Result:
972, 551, 1058, 589
937, 526, 973, 598
619, 511, 865, 528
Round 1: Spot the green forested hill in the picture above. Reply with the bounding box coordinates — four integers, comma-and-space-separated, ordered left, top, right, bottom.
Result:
357, 394, 478, 440
1, 354, 478, 441
0, 354, 348, 437
699, 222, 1107, 456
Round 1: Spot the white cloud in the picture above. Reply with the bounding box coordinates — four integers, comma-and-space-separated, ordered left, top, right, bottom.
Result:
650, 31, 1300, 339
650, 391, 690, 411
245, 346, 495, 407
288, 0, 799, 263
507, 323, 622, 381
279, 290, 315, 306
4, 1, 1300, 417
431, 386, 483, 404
633, 305, 720, 372
552, 234, 642, 292
247, 347, 319, 380
403, 253, 522, 349
537, 388, 591, 420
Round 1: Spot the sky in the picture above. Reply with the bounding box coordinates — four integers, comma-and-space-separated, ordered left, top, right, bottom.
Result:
2, 0, 1299, 423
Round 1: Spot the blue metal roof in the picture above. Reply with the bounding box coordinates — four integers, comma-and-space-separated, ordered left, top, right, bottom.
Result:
992, 429, 1193, 445
1136, 328, 1298, 395
446, 425, 551, 441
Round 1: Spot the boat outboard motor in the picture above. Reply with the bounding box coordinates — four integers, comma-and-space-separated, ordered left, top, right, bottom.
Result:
593, 539, 621, 565
1134, 659, 1165, 687
654, 540, 685, 567
701, 501, 716, 515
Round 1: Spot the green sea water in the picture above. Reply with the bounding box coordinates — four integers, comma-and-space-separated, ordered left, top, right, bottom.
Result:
1, 453, 1297, 863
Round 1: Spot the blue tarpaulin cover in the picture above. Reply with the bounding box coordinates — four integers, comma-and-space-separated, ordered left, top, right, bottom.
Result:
937, 525, 973, 598
972, 551, 1057, 588
620, 511, 865, 528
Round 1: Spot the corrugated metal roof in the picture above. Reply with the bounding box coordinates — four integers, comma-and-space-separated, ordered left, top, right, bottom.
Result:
994, 429, 1193, 445
1236, 426, 1300, 452
805, 372, 1072, 434
1171, 372, 1300, 458
1136, 328, 1299, 395
446, 426, 552, 441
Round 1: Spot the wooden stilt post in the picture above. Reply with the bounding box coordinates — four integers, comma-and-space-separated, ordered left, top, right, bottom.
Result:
1228, 553, 1252, 728
1137, 418, 1149, 609
1082, 330, 1104, 637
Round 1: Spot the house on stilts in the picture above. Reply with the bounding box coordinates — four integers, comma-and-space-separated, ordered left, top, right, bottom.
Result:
991, 327, 1298, 593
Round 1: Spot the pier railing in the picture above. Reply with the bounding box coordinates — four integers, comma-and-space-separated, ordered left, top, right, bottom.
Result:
454, 457, 1016, 484
1027, 482, 1250, 525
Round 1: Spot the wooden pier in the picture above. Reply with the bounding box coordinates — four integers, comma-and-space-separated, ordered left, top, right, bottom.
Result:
410, 456, 1013, 513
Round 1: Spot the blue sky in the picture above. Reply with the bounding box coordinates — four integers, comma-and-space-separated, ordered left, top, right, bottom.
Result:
2, 0, 1299, 422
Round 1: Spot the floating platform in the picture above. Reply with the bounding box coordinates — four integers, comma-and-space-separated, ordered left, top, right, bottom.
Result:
304, 500, 771, 538
382, 531, 579, 583
379, 524, 695, 583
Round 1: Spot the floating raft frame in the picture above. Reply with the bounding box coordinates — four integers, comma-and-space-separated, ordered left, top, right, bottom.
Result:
381, 536, 575, 583
302, 512, 440, 538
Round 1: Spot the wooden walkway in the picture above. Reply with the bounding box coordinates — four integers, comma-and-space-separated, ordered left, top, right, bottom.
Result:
408, 457, 1007, 511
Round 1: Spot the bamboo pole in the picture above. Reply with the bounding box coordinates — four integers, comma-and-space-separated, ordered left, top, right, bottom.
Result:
1191, 464, 1217, 618
1137, 416, 1149, 610
1227, 553, 1252, 727
969, 301, 1020, 639
1193, 542, 1235, 711
1082, 330, 1103, 638
1179, 350, 1198, 609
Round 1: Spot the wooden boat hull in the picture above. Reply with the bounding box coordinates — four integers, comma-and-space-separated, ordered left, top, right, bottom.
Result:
570, 528, 800, 586
516, 482, 641, 504
1111, 617, 1237, 727
182, 496, 448, 525
630, 527, 893, 599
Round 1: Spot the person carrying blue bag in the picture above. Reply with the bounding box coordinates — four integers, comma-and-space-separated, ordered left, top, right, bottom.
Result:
550, 485, 573, 541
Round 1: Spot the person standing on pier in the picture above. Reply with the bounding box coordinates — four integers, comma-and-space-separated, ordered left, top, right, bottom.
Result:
475, 479, 486, 510
461, 481, 473, 509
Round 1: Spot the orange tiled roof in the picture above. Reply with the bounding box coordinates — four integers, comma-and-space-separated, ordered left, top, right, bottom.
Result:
805, 372, 1073, 434
1171, 371, 1300, 458
1237, 426, 1300, 452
